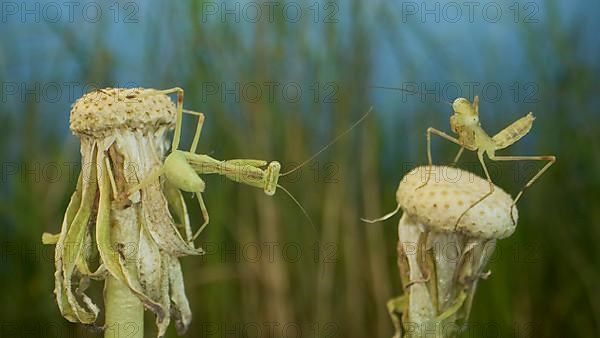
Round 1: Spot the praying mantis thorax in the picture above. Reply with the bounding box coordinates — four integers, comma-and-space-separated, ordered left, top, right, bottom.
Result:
182, 152, 281, 196
450, 98, 496, 153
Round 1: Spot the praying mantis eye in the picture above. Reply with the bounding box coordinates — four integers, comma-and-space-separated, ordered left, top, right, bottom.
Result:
452, 98, 473, 114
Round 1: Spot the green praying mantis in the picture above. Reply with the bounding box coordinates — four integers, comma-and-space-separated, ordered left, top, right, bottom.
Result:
424, 95, 556, 225
123, 87, 371, 241
367, 87, 556, 226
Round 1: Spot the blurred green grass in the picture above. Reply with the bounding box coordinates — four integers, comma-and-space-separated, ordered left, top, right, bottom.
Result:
1, 0, 599, 337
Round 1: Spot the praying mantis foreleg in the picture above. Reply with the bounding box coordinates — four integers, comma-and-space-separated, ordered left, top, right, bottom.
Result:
418, 127, 473, 189
224, 159, 268, 167
451, 147, 465, 166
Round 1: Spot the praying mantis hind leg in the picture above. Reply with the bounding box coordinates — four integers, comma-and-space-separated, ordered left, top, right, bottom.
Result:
182, 109, 205, 154
456, 151, 495, 228
417, 127, 465, 190
488, 154, 556, 223
122, 88, 206, 154
124, 87, 185, 150
192, 192, 210, 241
121, 88, 212, 242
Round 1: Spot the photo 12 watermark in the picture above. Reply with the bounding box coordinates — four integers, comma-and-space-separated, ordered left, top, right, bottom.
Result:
1, 238, 337, 268
0, 81, 141, 104
400, 161, 548, 187
200, 1, 339, 24
396, 239, 541, 265
198, 81, 339, 104
398, 1, 540, 24
0, 321, 117, 337
373, 81, 539, 104
197, 240, 338, 266
197, 320, 339, 338
401, 320, 541, 338
0, 159, 545, 188
1, 1, 140, 24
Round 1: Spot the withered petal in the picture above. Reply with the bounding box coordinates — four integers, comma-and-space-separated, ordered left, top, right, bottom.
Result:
156, 254, 172, 338
141, 182, 204, 257
168, 257, 192, 335
61, 140, 99, 324
137, 214, 163, 300
52, 174, 82, 322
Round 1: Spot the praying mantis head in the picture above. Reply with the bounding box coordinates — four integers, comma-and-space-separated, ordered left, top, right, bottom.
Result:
263, 161, 281, 196
451, 96, 480, 129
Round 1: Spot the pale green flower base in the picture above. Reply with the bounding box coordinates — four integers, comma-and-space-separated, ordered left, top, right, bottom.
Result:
388, 213, 496, 338
105, 276, 144, 338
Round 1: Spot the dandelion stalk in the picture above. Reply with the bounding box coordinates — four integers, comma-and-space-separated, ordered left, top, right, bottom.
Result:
105, 276, 144, 338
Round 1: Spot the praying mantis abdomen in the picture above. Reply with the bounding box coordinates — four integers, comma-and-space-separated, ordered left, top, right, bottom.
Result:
492, 112, 535, 150
164, 151, 206, 193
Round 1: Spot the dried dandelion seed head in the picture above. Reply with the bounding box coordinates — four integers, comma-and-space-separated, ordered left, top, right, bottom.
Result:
390, 166, 517, 337
397, 165, 517, 239
44, 88, 201, 337
70, 88, 177, 138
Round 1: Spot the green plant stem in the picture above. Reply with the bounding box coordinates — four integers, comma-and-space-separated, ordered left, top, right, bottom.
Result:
104, 204, 144, 338
105, 275, 144, 338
